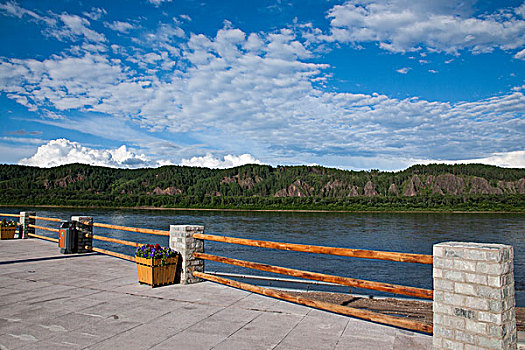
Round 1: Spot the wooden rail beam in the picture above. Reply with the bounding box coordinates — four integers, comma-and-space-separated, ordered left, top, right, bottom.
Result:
194, 271, 433, 334
90, 222, 169, 236
193, 233, 433, 264
92, 234, 140, 247
28, 233, 59, 243
92, 247, 136, 262
194, 252, 433, 299
29, 224, 60, 233
29, 216, 61, 223
0, 213, 21, 218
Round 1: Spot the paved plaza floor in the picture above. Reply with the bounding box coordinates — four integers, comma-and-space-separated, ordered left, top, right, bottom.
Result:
1, 239, 434, 349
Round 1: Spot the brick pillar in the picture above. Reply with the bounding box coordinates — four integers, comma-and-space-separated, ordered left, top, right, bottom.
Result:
433, 242, 516, 350
71, 216, 93, 253
19, 211, 36, 239
169, 225, 204, 285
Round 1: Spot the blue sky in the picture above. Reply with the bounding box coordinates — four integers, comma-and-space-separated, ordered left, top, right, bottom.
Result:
0, 0, 524, 170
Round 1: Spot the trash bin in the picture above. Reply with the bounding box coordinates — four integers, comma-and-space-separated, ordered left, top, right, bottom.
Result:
58, 220, 76, 254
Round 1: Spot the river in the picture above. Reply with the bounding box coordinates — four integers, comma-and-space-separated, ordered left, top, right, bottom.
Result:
2, 207, 524, 306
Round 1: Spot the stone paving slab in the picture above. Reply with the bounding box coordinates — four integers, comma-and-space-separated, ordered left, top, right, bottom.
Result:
0, 239, 434, 349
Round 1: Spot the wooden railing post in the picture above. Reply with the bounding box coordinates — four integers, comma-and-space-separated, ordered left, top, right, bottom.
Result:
169, 225, 204, 284
71, 216, 93, 253
19, 211, 35, 239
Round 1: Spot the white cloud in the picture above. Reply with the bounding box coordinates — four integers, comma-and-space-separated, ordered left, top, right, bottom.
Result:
49, 13, 106, 43
18, 139, 260, 169
428, 69, 438, 74
105, 21, 134, 33
83, 7, 106, 21
1, 24, 524, 168
147, 0, 172, 7
0, 53, 124, 111
396, 67, 410, 74
320, 0, 525, 55
462, 151, 525, 168
181, 153, 261, 169
420, 151, 525, 169
0, 0, 57, 27
0, 1, 44, 21
0, 2, 105, 44
1, 136, 47, 145
515, 48, 525, 60
19, 139, 163, 168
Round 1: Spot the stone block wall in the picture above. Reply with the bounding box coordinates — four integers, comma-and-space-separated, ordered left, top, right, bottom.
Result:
433, 242, 516, 350
169, 225, 204, 284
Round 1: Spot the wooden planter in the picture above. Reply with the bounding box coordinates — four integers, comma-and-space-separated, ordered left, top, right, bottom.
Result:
0, 227, 16, 240
136, 255, 179, 287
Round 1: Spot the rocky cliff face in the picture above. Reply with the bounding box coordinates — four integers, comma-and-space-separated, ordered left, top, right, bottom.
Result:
347, 186, 360, 197
274, 180, 314, 197
402, 174, 525, 197
435, 174, 465, 195
43, 174, 86, 189
152, 187, 182, 195
221, 174, 262, 189
403, 175, 423, 196
388, 183, 398, 195
364, 181, 378, 196
273, 174, 525, 198
469, 177, 501, 195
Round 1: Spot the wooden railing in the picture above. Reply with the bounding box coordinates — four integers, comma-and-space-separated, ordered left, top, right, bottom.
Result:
194, 252, 432, 299
2, 211, 433, 333
194, 233, 433, 264
91, 222, 169, 236
0, 212, 166, 262
28, 224, 60, 243
193, 233, 433, 334
1, 213, 20, 218
26, 215, 61, 242
29, 215, 61, 223
194, 271, 433, 334
86, 221, 169, 261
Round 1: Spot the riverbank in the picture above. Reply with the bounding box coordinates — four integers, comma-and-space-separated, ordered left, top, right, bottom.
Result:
2, 204, 524, 214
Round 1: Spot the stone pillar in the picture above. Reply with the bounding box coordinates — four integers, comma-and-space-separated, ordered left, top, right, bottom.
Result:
71, 216, 93, 253
169, 225, 204, 285
19, 211, 36, 239
433, 242, 516, 350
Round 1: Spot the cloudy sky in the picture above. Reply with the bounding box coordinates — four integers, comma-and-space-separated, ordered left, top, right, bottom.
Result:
0, 0, 524, 170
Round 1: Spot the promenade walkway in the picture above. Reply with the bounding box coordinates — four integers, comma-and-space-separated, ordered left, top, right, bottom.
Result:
0, 239, 432, 349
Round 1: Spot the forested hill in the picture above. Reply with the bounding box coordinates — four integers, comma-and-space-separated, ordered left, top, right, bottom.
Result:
1, 163, 524, 211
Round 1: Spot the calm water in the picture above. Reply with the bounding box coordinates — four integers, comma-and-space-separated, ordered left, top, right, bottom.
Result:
3, 208, 524, 305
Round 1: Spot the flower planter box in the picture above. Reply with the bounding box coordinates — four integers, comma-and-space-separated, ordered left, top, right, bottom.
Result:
0, 227, 16, 240
136, 255, 179, 287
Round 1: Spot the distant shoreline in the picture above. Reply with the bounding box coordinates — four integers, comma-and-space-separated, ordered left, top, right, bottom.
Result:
1, 204, 523, 214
